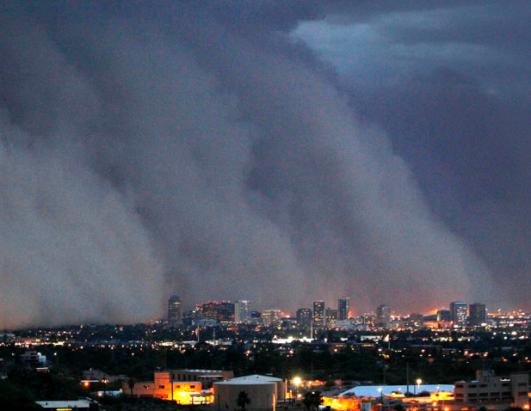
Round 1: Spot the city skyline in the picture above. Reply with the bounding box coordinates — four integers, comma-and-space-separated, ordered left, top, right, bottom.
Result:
168, 295, 510, 327
0, 2, 530, 329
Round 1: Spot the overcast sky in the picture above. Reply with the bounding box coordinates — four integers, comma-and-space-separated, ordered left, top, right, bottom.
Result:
0, 1, 529, 328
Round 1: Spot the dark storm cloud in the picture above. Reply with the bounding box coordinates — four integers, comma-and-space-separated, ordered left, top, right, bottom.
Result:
295, 1, 531, 308
0, 1, 511, 327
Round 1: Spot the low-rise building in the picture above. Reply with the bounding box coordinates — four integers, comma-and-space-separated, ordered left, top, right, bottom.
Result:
229, 374, 287, 401
453, 370, 529, 410
214, 376, 277, 411
124, 370, 220, 404
171, 368, 234, 388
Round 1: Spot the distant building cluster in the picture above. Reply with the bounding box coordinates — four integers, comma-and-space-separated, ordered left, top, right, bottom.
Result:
166, 295, 492, 333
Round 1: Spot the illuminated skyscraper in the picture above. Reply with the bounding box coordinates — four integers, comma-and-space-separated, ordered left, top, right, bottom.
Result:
234, 300, 250, 323
450, 301, 468, 327
313, 301, 326, 329
168, 295, 182, 327
326, 308, 338, 328
338, 297, 350, 320
199, 301, 235, 323
376, 304, 391, 328
296, 308, 312, 329
261, 309, 282, 326
469, 303, 486, 326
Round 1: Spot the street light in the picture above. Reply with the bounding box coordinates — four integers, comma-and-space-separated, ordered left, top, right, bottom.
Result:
292, 376, 302, 401
415, 378, 422, 395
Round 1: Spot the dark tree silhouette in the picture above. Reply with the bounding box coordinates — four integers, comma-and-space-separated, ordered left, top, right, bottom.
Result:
303, 391, 323, 411
127, 377, 135, 396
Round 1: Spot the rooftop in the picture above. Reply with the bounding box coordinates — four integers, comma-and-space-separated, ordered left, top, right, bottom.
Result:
215, 374, 282, 385
36, 400, 91, 409
340, 385, 454, 398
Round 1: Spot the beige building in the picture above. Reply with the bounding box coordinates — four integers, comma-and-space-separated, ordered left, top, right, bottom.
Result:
124, 371, 206, 404
171, 369, 234, 388
228, 374, 287, 401
214, 375, 280, 411
453, 370, 529, 410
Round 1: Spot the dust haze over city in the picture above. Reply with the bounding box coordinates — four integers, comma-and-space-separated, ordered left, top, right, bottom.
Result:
0, 1, 529, 329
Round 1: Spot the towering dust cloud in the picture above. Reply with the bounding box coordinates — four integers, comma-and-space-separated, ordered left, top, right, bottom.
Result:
0, 2, 494, 328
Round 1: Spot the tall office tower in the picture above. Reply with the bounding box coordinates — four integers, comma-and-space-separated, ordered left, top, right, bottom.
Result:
338, 297, 350, 321
261, 309, 282, 327
376, 304, 391, 328
296, 308, 313, 329
469, 303, 487, 326
326, 308, 338, 328
234, 300, 250, 323
199, 301, 235, 323
450, 301, 468, 327
312, 301, 326, 329
167, 295, 182, 327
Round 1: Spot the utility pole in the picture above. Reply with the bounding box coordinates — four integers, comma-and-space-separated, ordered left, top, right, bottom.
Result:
406, 362, 410, 394
171, 371, 174, 402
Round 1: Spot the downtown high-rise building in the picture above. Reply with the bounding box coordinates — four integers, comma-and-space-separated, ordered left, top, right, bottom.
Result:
234, 300, 250, 323
450, 301, 468, 327
338, 297, 350, 321
469, 303, 487, 326
261, 309, 282, 327
199, 301, 235, 323
376, 304, 391, 328
312, 301, 326, 329
326, 308, 338, 328
296, 308, 312, 329
167, 295, 182, 327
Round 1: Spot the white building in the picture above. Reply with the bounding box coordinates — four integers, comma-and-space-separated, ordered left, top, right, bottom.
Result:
214, 375, 284, 411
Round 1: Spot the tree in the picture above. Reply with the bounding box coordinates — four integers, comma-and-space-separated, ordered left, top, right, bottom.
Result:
303, 391, 323, 411
237, 390, 251, 411
127, 377, 135, 396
